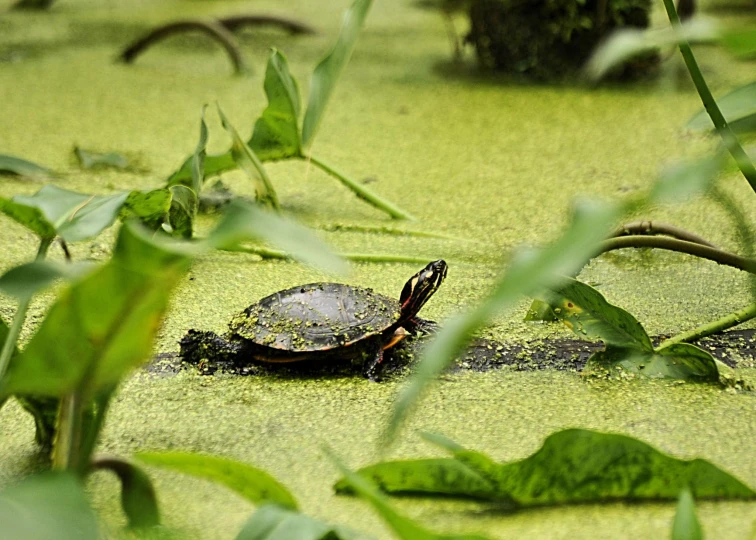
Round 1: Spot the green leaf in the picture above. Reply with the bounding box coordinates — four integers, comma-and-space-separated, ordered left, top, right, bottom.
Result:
687, 82, 756, 134
74, 147, 130, 170
167, 185, 198, 239
326, 448, 491, 540
334, 458, 495, 499
206, 200, 347, 275
249, 49, 302, 160
586, 343, 720, 382
542, 278, 653, 351
90, 457, 160, 529
585, 18, 717, 81
136, 451, 298, 510
651, 154, 724, 203
218, 104, 280, 211
543, 279, 720, 382
119, 189, 172, 230
301, 0, 373, 149
0, 223, 191, 397
721, 26, 756, 59
672, 489, 703, 540
0, 153, 54, 178
0, 260, 94, 299
11, 185, 130, 242
0, 197, 57, 240
426, 429, 756, 506
385, 200, 619, 444
0, 473, 99, 540
235, 504, 358, 540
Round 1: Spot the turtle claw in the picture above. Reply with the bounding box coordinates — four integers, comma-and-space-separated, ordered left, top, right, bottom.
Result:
362, 345, 384, 382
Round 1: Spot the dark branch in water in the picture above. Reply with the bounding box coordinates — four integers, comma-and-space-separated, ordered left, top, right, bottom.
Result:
118, 20, 248, 75
599, 235, 756, 274
218, 15, 317, 35
611, 220, 717, 248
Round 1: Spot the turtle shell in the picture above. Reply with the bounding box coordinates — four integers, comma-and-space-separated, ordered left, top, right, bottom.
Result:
229, 283, 401, 352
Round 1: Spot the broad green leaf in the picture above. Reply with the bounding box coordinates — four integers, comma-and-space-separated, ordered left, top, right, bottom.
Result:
168, 185, 198, 238
12, 185, 130, 242
672, 489, 703, 540
0, 473, 99, 540
218, 104, 280, 210
0, 223, 191, 397
721, 26, 756, 59
136, 451, 298, 510
249, 49, 302, 160
334, 458, 495, 499
0, 153, 54, 178
0, 317, 16, 413
386, 200, 619, 444
74, 147, 130, 170
119, 189, 172, 230
427, 429, 755, 506
91, 457, 160, 529
585, 343, 720, 382
0, 260, 95, 299
585, 18, 717, 81
0, 197, 57, 240
235, 504, 358, 540
541, 278, 653, 351
326, 448, 491, 540
687, 82, 756, 134
301, 0, 373, 149
651, 154, 724, 203
206, 200, 347, 275
544, 279, 721, 382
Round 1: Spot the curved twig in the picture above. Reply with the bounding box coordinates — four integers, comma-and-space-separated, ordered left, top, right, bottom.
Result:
118, 20, 248, 75
218, 15, 317, 35
611, 220, 717, 248
598, 235, 756, 274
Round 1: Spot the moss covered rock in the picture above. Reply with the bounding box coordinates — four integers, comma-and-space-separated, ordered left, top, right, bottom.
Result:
467, 0, 655, 80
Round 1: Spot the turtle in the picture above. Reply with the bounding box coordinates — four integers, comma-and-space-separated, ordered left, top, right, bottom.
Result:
180, 260, 448, 379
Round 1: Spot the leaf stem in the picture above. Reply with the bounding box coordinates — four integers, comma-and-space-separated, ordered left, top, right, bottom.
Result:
662, 0, 756, 193
53, 391, 85, 474
657, 302, 756, 349
0, 237, 52, 381
598, 235, 756, 274
303, 155, 415, 221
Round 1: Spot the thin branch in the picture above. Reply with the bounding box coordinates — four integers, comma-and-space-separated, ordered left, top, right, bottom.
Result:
59, 238, 72, 262
657, 302, 756, 349
611, 220, 717, 247
118, 20, 248, 75
218, 15, 317, 35
598, 235, 756, 274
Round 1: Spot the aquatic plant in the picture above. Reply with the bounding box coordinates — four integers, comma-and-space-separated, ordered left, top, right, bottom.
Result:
166, 0, 414, 220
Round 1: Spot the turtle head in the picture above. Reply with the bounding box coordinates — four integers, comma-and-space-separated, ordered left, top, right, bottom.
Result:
399, 260, 447, 317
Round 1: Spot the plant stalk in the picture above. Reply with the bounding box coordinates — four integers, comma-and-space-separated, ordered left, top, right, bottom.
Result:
0, 237, 52, 381
611, 220, 716, 247
657, 302, 756, 349
224, 245, 437, 264
53, 391, 85, 474
662, 0, 756, 193
598, 235, 756, 274
303, 154, 415, 220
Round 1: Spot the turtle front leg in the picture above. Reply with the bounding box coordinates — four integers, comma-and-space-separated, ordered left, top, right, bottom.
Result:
403, 317, 439, 336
